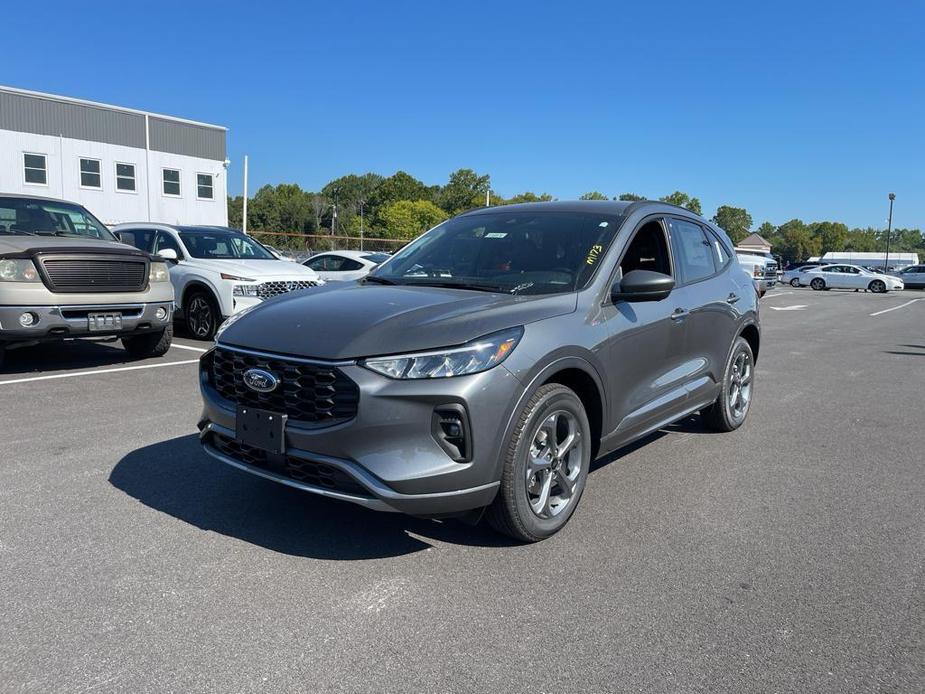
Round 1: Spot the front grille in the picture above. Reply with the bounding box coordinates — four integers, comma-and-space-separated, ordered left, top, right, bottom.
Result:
41, 257, 147, 292
257, 280, 316, 300
210, 346, 359, 425
210, 432, 370, 497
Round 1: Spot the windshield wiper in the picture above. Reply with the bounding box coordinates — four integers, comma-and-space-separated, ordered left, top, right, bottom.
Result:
363, 275, 399, 285
404, 280, 507, 294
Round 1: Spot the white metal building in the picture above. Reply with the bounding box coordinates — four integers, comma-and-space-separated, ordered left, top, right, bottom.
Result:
0, 85, 228, 226
815, 251, 919, 267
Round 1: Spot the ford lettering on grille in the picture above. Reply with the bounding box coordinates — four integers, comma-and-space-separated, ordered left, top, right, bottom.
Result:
243, 368, 279, 393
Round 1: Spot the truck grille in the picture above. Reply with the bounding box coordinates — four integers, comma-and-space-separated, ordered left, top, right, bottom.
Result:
210, 346, 359, 426
40, 257, 147, 292
257, 280, 316, 300
209, 431, 370, 497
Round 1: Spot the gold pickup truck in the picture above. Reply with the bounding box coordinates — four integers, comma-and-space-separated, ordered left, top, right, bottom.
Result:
0, 194, 175, 367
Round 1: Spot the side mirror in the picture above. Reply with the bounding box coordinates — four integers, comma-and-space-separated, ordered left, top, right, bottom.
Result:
157, 248, 179, 262
611, 269, 674, 303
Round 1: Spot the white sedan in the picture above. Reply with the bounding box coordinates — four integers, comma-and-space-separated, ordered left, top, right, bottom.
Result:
798, 264, 904, 292
303, 250, 390, 281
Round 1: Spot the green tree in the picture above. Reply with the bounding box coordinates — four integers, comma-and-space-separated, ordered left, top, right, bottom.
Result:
845, 227, 879, 252
227, 195, 243, 229
774, 219, 820, 262
755, 221, 776, 239
369, 171, 432, 209
659, 191, 702, 215
712, 205, 753, 244
378, 200, 448, 239
504, 192, 554, 204
437, 168, 491, 215
579, 191, 608, 200
617, 193, 646, 201
810, 221, 849, 254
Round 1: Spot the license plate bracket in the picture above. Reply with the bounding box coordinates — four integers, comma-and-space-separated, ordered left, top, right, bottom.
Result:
88, 312, 123, 331
236, 406, 287, 454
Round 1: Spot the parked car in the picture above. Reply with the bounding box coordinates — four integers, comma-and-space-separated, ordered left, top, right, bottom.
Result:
0, 194, 174, 367
303, 250, 391, 281
197, 200, 760, 541
736, 252, 777, 296
114, 223, 322, 340
781, 264, 824, 287
892, 264, 925, 288
798, 264, 904, 292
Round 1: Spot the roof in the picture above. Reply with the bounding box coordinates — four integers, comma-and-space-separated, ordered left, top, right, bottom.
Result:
0, 84, 226, 130
459, 199, 702, 217
738, 232, 771, 246
311, 250, 388, 259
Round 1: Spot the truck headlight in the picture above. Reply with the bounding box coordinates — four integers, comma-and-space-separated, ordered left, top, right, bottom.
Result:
0, 259, 40, 282
149, 261, 170, 282
362, 327, 523, 379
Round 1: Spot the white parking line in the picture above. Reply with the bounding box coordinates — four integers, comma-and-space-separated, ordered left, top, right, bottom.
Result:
170, 343, 208, 353
870, 298, 925, 316
762, 291, 794, 299
0, 359, 199, 386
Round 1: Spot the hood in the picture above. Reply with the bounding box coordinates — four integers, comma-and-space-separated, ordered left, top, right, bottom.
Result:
0, 235, 140, 257
184, 258, 318, 280
219, 282, 577, 359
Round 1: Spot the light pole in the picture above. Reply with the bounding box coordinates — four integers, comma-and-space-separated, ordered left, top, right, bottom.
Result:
884, 193, 895, 271
359, 201, 365, 251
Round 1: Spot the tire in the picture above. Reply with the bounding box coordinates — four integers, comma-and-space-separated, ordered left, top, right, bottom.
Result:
702, 336, 755, 432
868, 280, 886, 293
810, 278, 826, 291
185, 290, 220, 340
487, 383, 592, 542
122, 323, 173, 358
0, 345, 5, 370
790, 278, 800, 287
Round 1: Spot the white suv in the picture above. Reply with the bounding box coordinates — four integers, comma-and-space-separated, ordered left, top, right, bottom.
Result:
113, 224, 322, 339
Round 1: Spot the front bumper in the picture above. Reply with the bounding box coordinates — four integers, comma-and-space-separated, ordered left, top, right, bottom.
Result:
197, 346, 523, 516
0, 302, 174, 341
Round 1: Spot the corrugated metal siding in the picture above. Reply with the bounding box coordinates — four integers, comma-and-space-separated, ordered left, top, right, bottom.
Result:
148, 117, 226, 161
0, 90, 145, 148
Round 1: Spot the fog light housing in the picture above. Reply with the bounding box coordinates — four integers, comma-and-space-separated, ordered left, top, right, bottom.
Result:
155, 306, 168, 320
432, 404, 472, 463
19, 312, 37, 327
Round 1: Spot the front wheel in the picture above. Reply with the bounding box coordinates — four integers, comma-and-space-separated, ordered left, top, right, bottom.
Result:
185, 291, 219, 340
810, 278, 826, 291
790, 278, 801, 287
868, 280, 886, 293
487, 384, 591, 542
122, 324, 173, 358
702, 336, 755, 432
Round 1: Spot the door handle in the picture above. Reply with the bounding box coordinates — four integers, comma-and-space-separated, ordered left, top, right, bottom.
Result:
727, 293, 740, 304
670, 308, 689, 321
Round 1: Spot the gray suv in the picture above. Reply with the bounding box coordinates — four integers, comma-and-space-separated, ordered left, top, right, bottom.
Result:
198, 201, 760, 541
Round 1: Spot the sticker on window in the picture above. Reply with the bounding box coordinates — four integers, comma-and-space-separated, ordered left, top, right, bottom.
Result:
485, 232, 508, 239
586, 244, 604, 265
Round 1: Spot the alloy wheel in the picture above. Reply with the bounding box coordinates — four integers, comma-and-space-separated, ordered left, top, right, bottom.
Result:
525, 410, 583, 519
188, 296, 214, 338
728, 350, 753, 421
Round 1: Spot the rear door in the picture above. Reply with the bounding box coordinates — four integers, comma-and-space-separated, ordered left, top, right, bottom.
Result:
668, 217, 741, 407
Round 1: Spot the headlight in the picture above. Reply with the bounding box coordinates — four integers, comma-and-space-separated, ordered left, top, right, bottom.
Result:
232, 284, 259, 297
0, 259, 40, 282
362, 327, 523, 379
149, 261, 170, 283
221, 273, 255, 282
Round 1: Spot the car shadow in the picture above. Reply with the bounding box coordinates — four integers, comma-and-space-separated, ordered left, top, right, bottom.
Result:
588, 414, 712, 472
1, 339, 135, 375
109, 434, 518, 560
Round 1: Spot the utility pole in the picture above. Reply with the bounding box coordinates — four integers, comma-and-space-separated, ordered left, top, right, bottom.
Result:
242, 155, 249, 234
486, 188, 490, 207
885, 193, 895, 271
359, 201, 365, 251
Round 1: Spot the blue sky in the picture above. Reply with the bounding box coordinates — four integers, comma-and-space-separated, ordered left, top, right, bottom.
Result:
4, 1, 923, 229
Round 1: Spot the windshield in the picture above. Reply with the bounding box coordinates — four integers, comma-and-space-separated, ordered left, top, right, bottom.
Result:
0, 197, 115, 240
179, 230, 275, 260
369, 210, 622, 295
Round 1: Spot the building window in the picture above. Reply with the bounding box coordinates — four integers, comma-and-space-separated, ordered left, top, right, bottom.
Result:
115, 163, 136, 192
79, 158, 102, 189
23, 153, 47, 185
197, 173, 214, 200
162, 168, 181, 197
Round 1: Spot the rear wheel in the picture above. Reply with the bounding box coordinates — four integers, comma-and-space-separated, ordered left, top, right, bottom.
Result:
487, 384, 591, 542
185, 291, 219, 340
122, 323, 173, 358
868, 279, 886, 293
702, 336, 754, 432
810, 277, 826, 291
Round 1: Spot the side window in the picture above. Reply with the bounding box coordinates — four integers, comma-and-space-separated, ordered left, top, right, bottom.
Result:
322, 255, 347, 271
707, 230, 731, 269
305, 256, 327, 271
340, 258, 364, 271
154, 231, 182, 257
670, 219, 716, 283
118, 228, 156, 253
618, 219, 672, 277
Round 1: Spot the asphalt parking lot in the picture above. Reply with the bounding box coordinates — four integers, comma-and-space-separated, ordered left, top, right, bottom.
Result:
1, 288, 923, 693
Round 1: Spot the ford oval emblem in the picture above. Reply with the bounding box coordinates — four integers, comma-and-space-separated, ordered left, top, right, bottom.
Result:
243, 368, 279, 393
